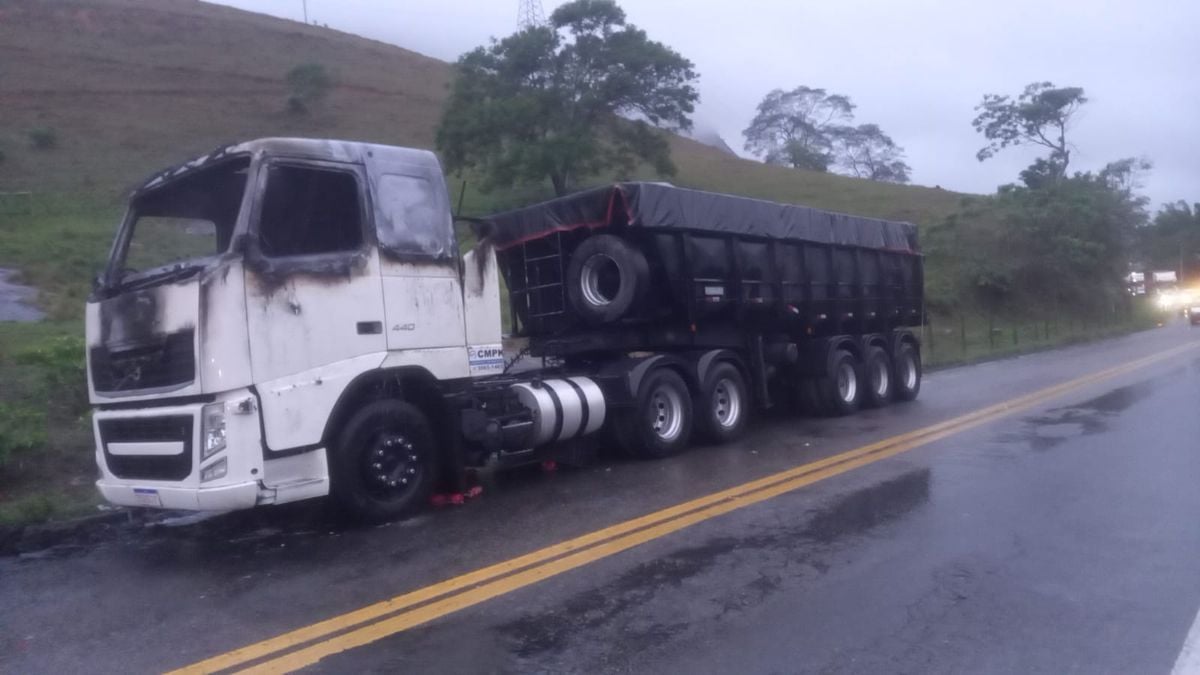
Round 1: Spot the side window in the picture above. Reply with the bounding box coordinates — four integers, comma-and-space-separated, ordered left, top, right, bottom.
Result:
259, 165, 363, 257
376, 173, 452, 260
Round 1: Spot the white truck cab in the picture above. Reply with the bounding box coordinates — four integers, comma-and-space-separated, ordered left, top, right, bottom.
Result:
88, 139, 502, 516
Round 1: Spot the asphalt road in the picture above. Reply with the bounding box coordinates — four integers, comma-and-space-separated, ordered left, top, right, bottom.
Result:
4, 322, 1200, 674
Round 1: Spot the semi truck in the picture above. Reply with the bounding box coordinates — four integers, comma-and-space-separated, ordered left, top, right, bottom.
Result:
86, 138, 925, 522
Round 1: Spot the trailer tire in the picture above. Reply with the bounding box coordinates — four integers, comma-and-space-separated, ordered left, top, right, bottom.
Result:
614, 368, 694, 459
815, 349, 861, 417
695, 362, 749, 444
892, 341, 922, 401
330, 400, 437, 523
861, 346, 893, 408
566, 234, 649, 325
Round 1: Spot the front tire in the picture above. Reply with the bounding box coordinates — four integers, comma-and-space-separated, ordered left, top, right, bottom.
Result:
695, 362, 749, 444
331, 400, 437, 523
614, 368, 694, 459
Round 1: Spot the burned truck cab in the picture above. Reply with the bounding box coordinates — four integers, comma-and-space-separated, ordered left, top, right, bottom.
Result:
86, 138, 498, 511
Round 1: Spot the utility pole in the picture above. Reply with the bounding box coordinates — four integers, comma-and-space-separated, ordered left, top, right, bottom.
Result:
302, 0, 309, 24
518, 0, 546, 30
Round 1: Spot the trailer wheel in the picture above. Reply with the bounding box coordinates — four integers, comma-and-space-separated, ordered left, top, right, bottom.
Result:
815, 349, 861, 417
892, 341, 922, 402
330, 400, 437, 523
614, 368, 694, 459
695, 362, 749, 444
861, 346, 893, 408
566, 234, 649, 325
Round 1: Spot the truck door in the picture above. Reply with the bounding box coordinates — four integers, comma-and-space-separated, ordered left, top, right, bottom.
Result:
365, 155, 470, 380
243, 160, 387, 452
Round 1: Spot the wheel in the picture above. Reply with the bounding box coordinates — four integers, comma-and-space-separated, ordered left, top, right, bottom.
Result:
695, 362, 749, 444
892, 341, 922, 402
613, 368, 694, 459
565, 234, 649, 325
330, 400, 437, 522
861, 345, 893, 408
815, 349, 861, 416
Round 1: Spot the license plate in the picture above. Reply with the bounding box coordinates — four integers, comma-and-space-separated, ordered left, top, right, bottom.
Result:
132, 488, 162, 507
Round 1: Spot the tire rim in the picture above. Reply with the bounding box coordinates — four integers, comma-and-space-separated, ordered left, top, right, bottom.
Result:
712, 377, 742, 429
836, 361, 858, 403
364, 431, 421, 500
580, 254, 620, 307
900, 353, 918, 390
650, 385, 685, 442
873, 358, 890, 398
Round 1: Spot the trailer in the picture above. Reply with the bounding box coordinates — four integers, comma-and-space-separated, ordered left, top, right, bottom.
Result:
85, 139, 924, 522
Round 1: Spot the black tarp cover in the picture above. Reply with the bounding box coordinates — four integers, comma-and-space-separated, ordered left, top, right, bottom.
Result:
479, 182, 920, 254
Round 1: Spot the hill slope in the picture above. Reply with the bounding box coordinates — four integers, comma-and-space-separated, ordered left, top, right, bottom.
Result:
0, 0, 964, 224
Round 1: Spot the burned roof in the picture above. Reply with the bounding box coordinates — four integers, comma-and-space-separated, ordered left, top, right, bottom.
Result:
134, 138, 441, 195
480, 182, 921, 254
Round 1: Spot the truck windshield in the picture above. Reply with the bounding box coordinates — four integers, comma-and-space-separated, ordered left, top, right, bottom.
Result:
112, 156, 250, 285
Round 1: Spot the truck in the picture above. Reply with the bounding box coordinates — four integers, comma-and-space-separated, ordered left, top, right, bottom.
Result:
86, 138, 925, 522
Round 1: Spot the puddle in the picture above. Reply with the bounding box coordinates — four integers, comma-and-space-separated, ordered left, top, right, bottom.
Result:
0, 268, 45, 322
996, 381, 1151, 451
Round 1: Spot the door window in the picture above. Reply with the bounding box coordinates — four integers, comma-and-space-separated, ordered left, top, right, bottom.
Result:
259, 164, 363, 257
375, 173, 453, 260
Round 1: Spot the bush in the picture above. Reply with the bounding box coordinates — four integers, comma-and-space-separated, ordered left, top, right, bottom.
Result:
0, 403, 46, 470
285, 63, 332, 114
27, 127, 58, 150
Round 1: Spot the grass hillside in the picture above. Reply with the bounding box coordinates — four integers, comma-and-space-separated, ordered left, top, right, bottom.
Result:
0, 0, 964, 224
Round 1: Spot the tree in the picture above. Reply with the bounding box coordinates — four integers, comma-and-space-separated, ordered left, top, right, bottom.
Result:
972, 81, 1087, 179
286, 63, 332, 114
1139, 200, 1200, 278
436, 0, 698, 196
926, 155, 1152, 320
831, 124, 911, 183
742, 86, 854, 171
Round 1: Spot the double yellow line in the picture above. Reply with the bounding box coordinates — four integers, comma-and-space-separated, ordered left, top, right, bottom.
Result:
173, 340, 1198, 674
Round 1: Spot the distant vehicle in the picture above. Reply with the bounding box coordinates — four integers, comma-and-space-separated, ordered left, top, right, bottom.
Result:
84, 138, 925, 522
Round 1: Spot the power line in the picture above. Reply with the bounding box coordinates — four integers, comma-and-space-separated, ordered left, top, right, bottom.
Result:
518, 0, 546, 30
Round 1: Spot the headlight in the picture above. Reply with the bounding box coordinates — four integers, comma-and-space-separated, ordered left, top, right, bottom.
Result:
201, 402, 227, 460
200, 457, 228, 483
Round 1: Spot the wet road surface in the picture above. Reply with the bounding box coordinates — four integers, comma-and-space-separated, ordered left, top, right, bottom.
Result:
3, 323, 1200, 674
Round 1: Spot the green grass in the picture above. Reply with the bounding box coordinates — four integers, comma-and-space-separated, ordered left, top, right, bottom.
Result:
0, 321, 100, 527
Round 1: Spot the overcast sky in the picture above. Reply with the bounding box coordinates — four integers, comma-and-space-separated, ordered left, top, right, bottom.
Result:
217, 0, 1197, 209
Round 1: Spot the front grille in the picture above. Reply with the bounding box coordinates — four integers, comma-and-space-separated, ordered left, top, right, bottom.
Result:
99, 415, 193, 481
90, 329, 195, 393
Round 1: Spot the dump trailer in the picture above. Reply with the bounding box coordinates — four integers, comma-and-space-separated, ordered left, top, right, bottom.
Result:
86, 138, 924, 522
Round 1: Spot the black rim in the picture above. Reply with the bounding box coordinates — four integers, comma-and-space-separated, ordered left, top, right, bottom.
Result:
361, 427, 423, 501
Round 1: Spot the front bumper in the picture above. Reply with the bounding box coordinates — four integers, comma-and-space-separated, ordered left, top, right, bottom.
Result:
96, 479, 260, 511
91, 389, 265, 512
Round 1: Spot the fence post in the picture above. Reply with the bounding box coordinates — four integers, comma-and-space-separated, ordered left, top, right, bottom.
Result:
960, 315, 967, 355
988, 314, 995, 350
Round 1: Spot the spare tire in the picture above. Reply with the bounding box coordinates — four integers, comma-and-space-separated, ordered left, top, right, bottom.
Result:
566, 234, 649, 325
